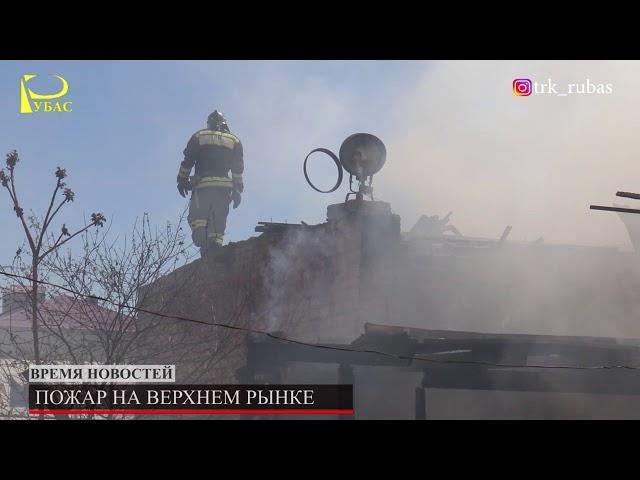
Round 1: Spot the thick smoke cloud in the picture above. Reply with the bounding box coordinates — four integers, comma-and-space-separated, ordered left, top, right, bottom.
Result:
378, 60, 640, 249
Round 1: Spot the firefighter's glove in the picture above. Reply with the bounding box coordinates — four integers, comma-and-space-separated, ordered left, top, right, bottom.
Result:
177, 176, 192, 198
232, 175, 244, 193
232, 190, 242, 209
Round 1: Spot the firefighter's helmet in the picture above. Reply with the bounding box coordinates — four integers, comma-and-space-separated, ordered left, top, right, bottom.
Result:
207, 110, 230, 133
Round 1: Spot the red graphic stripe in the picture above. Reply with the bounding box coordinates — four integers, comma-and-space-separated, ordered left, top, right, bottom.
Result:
29, 409, 354, 415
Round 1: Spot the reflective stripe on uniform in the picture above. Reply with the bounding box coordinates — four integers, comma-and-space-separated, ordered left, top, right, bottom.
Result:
196, 130, 238, 149
192, 176, 233, 189
190, 219, 208, 229
232, 173, 243, 181
178, 166, 191, 178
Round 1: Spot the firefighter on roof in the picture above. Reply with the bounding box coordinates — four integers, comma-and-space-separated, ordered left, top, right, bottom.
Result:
177, 110, 244, 256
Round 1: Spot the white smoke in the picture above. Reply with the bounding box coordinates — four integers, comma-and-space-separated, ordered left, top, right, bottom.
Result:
377, 60, 640, 249
262, 226, 337, 337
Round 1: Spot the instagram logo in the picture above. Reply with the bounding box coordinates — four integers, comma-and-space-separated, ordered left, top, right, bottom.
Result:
513, 78, 532, 96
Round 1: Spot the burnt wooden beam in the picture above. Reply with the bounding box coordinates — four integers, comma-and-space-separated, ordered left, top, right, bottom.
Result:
255, 221, 306, 233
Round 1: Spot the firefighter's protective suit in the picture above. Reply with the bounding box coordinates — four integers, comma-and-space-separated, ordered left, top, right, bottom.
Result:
177, 111, 244, 256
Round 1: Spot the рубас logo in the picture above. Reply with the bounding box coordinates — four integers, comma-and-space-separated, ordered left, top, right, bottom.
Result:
20, 74, 73, 114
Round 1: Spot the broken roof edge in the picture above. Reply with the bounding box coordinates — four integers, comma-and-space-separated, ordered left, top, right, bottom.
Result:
363, 322, 640, 346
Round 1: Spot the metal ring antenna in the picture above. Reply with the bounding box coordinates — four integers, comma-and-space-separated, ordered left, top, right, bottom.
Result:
303, 148, 343, 193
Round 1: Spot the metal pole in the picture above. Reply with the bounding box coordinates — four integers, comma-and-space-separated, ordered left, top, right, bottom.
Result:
415, 386, 426, 420
338, 363, 354, 420
590, 205, 640, 215
415, 371, 429, 420
617, 191, 640, 200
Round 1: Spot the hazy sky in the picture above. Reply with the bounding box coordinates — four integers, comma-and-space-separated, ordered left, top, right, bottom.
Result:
0, 60, 638, 265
